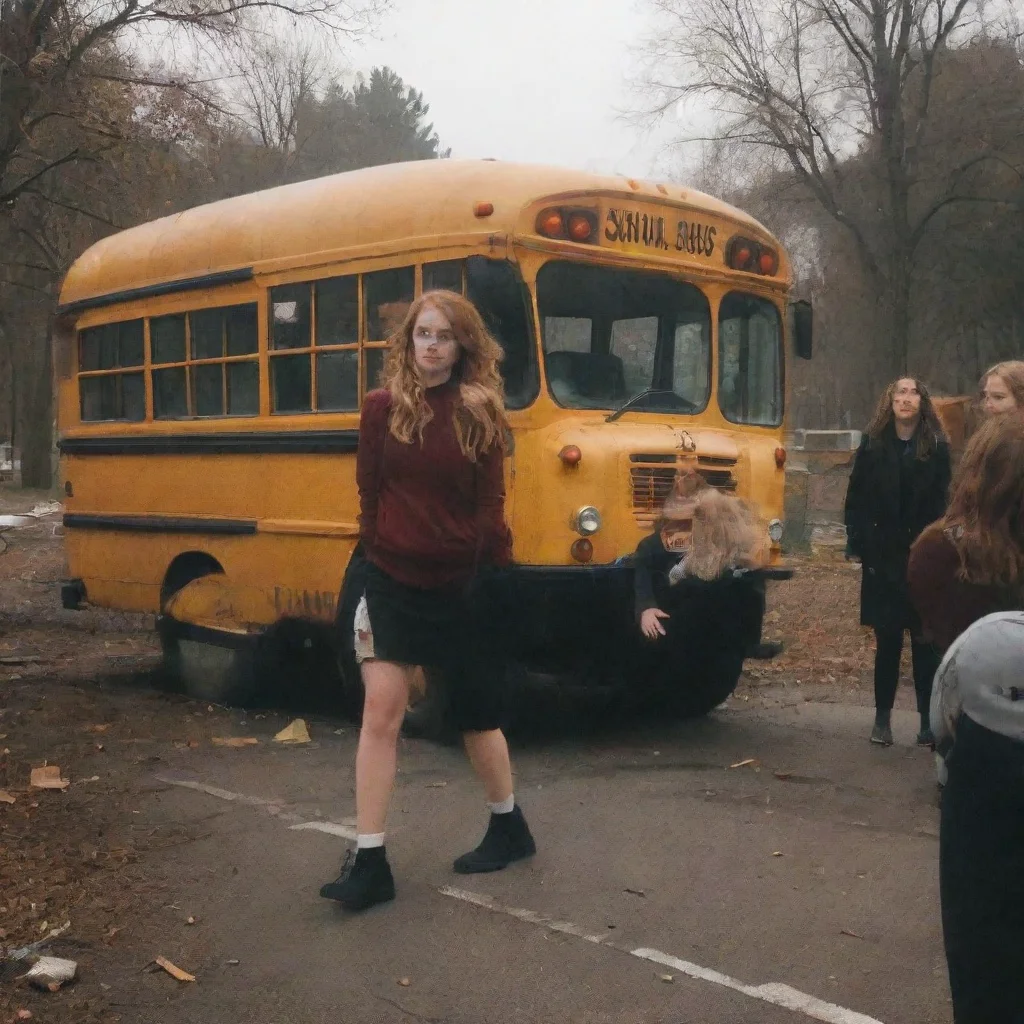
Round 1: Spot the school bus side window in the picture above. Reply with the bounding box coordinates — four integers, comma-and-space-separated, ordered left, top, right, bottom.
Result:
79, 320, 145, 422
151, 303, 259, 420
271, 274, 362, 414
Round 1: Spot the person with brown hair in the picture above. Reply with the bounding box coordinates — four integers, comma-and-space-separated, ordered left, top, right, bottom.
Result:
844, 378, 951, 747
978, 359, 1024, 417
909, 412, 1024, 655
319, 290, 535, 912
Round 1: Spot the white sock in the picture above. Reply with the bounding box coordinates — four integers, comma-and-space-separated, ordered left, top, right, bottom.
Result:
356, 832, 385, 849
489, 794, 515, 815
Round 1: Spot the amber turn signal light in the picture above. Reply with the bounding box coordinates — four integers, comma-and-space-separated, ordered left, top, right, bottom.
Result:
558, 444, 582, 467
774, 446, 787, 469
570, 539, 594, 563
474, 201, 494, 217
537, 209, 564, 238
725, 235, 780, 276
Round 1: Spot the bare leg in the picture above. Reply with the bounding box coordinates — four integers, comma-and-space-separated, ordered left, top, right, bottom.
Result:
355, 660, 413, 835
463, 728, 514, 804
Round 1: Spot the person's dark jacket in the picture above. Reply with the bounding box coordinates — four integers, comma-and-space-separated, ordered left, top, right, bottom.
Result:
843, 424, 951, 630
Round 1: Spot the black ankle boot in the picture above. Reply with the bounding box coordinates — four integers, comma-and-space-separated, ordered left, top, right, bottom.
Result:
870, 709, 893, 746
319, 847, 395, 910
453, 805, 536, 875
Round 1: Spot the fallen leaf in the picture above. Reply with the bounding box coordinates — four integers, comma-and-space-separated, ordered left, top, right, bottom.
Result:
659, 974, 674, 983
226, 959, 240, 966
773, 771, 793, 780
79, 776, 100, 784
86, 724, 110, 734
16, 1010, 33, 1021
186, 916, 196, 925
0, 790, 15, 804
211, 737, 258, 748
624, 888, 646, 898
426, 781, 448, 788
154, 957, 195, 982
273, 719, 311, 744
729, 758, 759, 770
397, 977, 412, 987
30, 766, 69, 791
772, 851, 784, 857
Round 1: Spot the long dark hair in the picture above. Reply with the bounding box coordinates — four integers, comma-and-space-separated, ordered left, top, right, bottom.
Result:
864, 377, 946, 459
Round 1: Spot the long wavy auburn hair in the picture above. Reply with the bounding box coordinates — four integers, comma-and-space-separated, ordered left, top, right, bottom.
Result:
382, 291, 509, 461
684, 488, 769, 581
924, 412, 1024, 593
979, 360, 1024, 411
865, 377, 945, 459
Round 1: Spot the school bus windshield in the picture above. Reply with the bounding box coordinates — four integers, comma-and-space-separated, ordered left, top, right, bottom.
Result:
538, 261, 712, 415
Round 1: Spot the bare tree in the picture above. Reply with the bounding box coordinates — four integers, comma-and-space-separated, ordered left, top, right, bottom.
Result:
637, 0, 1022, 376
0, 0, 388, 213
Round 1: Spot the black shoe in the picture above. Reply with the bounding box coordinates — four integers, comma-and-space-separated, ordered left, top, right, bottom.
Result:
917, 726, 935, 747
870, 722, 894, 746
453, 805, 537, 875
319, 847, 395, 910
748, 641, 784, 660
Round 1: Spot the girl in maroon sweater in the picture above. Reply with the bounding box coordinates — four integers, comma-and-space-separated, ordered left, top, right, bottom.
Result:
319, 291, 535, 912
909, 413, 1024, 655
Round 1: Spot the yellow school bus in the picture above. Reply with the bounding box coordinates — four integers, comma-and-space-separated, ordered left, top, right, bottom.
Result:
55, 160, 810, 731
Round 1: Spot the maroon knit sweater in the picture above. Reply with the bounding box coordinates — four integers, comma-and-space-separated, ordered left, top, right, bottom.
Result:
356, 385, 512, 589
908, 524, 1018, 653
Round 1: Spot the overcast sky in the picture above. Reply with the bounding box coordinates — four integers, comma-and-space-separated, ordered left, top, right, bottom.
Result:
354, 0, 685, 179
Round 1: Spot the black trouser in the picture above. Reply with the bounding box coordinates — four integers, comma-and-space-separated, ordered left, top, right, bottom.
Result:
941, 714, 1024, 1022
872, 627, 940, 715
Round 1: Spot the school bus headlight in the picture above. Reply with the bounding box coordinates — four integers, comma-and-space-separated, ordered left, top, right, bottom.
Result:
768, 519, 784, 543
574, 506, 602, 536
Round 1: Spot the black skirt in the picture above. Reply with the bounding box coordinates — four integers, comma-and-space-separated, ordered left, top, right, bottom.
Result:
362, 560, 509, 733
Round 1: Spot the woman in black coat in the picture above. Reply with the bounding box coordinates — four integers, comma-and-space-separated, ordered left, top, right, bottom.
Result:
844, 377, 951, 747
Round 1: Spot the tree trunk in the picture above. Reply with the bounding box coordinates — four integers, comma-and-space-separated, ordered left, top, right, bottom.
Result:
18, 321, 54, 489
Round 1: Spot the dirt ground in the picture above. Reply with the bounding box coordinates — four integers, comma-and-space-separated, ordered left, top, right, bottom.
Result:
0, 484, 915, 1024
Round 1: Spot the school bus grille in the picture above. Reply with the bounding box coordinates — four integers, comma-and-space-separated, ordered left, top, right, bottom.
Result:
629, 453, 738, 525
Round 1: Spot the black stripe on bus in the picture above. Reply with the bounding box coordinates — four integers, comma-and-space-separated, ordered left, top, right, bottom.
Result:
59, 430, 360, 456
63, 514, 257, 535
57, 267, 255, 314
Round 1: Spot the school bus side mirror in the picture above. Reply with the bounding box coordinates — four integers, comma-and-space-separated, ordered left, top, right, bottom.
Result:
791, 300, 813, 360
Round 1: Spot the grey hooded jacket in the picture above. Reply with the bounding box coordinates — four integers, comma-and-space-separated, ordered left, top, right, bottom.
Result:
932, 610, 1024, 756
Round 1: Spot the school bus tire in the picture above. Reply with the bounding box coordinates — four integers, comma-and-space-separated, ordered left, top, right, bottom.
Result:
158, 630, 258, 706
659, 648, 745, 719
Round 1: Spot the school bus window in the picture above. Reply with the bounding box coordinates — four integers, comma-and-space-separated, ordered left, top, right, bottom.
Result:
79, 320, 144, 372
151, 314, 186, 365
80, 372, 145, 422
317, 351, 359, 411
78, 319, 145, 422
718, 293, 783, 427
465, 256, 538, 410
424, 260, 464, 294
143, 303, 262, 420
226, 304, 259, 356
272, 355, 312, 413
315, 276, 358, 347
271, 284, 311, 350
537, 262, 709, 414
153, 367, 187, 419
363, 346, 386, 395
365, 266, 414, 340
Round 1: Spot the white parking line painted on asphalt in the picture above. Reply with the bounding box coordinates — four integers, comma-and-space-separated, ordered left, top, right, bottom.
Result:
289, 821, 359, 840
156, 775, 356, 837
440, 886, 884, 1024
155, 776, 882, 1023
